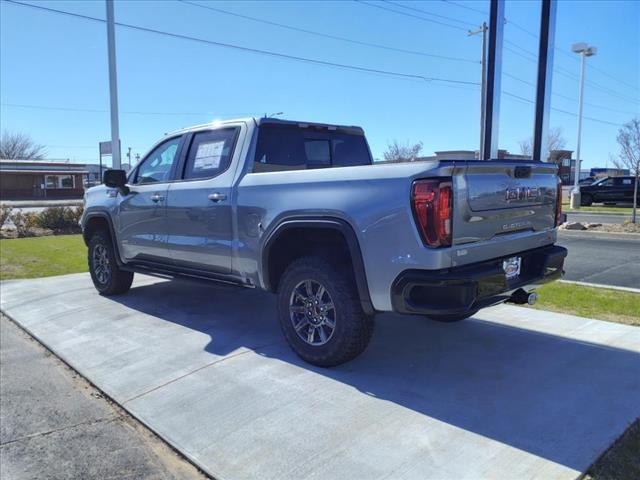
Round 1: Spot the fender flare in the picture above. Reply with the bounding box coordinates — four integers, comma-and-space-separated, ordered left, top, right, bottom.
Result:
261, 217, 375, 315
83, 212, 125, 266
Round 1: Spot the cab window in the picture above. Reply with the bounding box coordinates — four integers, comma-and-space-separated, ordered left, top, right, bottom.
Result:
133, 136, 181, 184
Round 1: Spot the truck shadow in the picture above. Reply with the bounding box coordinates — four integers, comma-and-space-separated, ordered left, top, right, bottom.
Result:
112, 276, 640, 472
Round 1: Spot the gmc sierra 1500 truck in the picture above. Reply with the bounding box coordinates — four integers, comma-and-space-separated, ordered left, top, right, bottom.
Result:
82, 117, 567, 366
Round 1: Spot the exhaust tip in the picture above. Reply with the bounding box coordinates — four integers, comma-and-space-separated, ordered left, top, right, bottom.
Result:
508, 288, 538, 305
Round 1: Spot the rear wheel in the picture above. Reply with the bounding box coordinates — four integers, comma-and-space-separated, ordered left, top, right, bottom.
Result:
581, 194, 593, 206
425, 310, 478, 323
88, 231, 133, 295
277, 256, 373, 367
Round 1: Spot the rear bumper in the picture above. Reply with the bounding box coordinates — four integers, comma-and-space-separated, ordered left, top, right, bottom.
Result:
391, 244, 567, 316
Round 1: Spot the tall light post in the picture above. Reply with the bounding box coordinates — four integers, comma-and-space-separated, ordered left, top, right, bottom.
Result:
569, 42, 596, 209
106, 0, 121, 170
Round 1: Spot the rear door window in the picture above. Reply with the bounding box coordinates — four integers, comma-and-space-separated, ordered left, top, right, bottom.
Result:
182, 128, 239, 180
253, 124, 371, 173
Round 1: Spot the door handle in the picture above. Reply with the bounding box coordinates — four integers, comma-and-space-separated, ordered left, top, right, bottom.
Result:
150, 194, 164, 203
208, 192, 227, 202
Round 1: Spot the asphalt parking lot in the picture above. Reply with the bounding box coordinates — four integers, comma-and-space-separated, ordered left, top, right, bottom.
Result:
1, 273, 639, 480
557, 231, 640, 288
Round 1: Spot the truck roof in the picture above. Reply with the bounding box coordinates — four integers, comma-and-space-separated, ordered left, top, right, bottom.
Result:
167, 117, 365, 136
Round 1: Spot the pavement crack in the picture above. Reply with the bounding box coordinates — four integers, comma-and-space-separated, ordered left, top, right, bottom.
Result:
0, 415, 121, 447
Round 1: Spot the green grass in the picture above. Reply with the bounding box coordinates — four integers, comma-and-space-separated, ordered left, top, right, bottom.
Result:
530, 282, 640, 326
562, 203, 636, 214
0, 235, 87, 281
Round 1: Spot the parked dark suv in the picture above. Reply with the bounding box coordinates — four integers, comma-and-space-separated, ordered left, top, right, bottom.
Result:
580, 176, 639, 206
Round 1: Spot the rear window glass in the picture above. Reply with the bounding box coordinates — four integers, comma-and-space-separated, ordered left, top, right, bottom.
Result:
253, 124, 371, 173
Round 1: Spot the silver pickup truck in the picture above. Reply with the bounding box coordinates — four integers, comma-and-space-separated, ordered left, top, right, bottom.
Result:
82, 117, 567, 366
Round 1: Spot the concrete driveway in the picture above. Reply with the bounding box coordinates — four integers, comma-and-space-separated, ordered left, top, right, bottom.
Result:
1, 273, 639, 480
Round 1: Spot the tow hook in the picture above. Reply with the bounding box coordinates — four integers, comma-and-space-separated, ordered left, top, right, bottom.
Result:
508, 288, 538, 305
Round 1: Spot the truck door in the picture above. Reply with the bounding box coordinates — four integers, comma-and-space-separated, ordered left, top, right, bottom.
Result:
165, 125, 244, 274
117, 135, 183, 263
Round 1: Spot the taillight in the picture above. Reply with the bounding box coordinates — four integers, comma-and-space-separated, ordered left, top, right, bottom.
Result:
412, 178, 453, 247
555, 176, 562, 226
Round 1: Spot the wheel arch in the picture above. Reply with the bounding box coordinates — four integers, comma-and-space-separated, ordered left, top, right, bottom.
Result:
82, 212, 124, 265
261, 217, 375, 315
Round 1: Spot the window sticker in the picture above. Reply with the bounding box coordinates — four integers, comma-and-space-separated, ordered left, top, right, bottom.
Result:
194, 141, 225, 170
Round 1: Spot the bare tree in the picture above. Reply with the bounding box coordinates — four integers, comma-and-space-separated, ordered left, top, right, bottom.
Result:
0, 131, 47, 159
613, 117, 639, 223
383, 140, 423, 163
519, 127, 567, 158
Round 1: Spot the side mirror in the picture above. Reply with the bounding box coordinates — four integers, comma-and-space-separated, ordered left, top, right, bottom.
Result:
103, 169, 129, 194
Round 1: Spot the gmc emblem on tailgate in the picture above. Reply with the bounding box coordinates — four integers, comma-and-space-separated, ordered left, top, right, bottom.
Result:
505, 187, 539, 202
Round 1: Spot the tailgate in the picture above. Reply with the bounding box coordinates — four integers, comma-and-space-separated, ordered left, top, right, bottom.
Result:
452, 161, 558, 245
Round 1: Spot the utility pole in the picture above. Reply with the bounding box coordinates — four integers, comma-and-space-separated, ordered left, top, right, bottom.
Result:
468, 22, 487, 159
127, 146, 131, 168
569, 42, 597, 209
106, 0, 121, 170
482, 0, 505, 161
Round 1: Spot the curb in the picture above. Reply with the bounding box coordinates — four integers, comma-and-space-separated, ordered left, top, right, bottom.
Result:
558, 229, 640, 237
559, 280, 640, 294
565, 211, 631, 216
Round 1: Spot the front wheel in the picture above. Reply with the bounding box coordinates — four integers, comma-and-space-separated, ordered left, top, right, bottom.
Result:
88, 231, 134, 295
277, 257, 374, 367
581, 194, 593, 206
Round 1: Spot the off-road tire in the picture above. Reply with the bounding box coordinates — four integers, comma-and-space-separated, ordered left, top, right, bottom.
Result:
581, 194, 593, 206
277, 256, 374, 367
426, 310, 478, 323
88, 231, 134, 295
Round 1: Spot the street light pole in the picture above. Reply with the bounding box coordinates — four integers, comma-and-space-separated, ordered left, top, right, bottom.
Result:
570, 42, 596, 209
468, 22, 487, 158
106, 0, 121, 170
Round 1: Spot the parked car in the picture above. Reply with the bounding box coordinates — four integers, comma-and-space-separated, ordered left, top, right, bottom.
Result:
580, 176, 639, 206
81, 117, 567, 366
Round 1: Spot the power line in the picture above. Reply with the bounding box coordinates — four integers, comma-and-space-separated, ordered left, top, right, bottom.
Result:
381, 0, 477, 28
503, 41, 640, 105
359, 0, 639, 106
178, 0, 478, 64
180, 0, 637, 110
503, 18, 640, 94
5, 0, 478, 87
503, 90, 624, 127
501, 73, 636, 115
588, 63, 640, 94
5, 0, 632, 127
440, 0, 487, 16
354, 0, 469, 32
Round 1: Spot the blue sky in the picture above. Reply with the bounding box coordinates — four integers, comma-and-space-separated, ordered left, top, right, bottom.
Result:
1, 0, 638, 169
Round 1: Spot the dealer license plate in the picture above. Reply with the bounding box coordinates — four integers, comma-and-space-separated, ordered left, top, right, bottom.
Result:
503, 256, 521, 280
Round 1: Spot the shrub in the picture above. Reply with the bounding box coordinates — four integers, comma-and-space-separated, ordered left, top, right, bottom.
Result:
34, 206, 83, 233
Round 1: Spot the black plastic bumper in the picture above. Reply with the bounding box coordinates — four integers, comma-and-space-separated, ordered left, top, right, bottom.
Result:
391, 244, 567, 316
